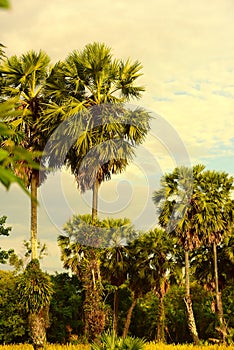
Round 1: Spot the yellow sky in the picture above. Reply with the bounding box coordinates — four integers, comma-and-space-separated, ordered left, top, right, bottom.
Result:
1, 0, 234, 271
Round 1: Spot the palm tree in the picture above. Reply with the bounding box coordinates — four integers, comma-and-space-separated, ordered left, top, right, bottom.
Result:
17, 259, 53, 350
58, 215, 140, 340
0, 46, 38, 193
192, 170, 234, 341
100, 217, 136, 334
153, 165, 234, 343
121, 238, 152, 338
58, 214, 107, 341
152, 165, 205, 345
127, 228, 177, 341
0, 50, 51, 259
43, 42, 150, 221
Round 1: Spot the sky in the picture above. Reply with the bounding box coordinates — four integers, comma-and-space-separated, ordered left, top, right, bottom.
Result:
0, 0, 234, 273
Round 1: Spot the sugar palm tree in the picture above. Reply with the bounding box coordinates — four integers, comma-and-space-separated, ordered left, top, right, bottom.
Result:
193, 169, 234, 341
121, 236, 153, 338
100, 217, 136, 334
58, 215, 140, 340
153, 165, 234, 343
152, 165, 205, 345
0, 50, 51, 259
131, 228, 177, 342
0, 45, 38, 192
17, 259, 53, 350
58, 214, 107, 341
43, 42, 150, 221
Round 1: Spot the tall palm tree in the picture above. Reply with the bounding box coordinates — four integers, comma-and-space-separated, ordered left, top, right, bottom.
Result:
43, 42, 150, 221
153, 165, 234, 343
152, 165, 205, 345
0, 50, 51, 259
193, 170, 234, 341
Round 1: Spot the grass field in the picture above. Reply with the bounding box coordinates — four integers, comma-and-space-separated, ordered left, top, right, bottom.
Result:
0, 344, 234, 350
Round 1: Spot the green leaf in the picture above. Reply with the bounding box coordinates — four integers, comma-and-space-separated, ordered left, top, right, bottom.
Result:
0, 0, 10, 9
0, 149, 9, 162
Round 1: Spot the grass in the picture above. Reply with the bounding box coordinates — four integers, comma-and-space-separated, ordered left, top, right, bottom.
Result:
0, 343, 234, 350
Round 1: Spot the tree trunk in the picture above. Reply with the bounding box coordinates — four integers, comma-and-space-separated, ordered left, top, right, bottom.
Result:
156, 294, 165, 342
184, 250, 199, 345
113, 288, 119, 334
213, 242, 227, 342
92, 178, 99, 221
31, 170, 38, 260
122, 292, 137, 338
29, 307, 49, 350
83, 257, 106, 341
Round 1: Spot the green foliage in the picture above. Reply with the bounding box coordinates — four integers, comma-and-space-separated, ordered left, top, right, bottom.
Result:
0, 49, 51, 188
91, 332, 145, 350
0, 215, 13, 264
8, 240, 48, 272
47, 273, 83, 344
0, 114, 40, 193
44, 42, 150, 208
0, 215, 11, 236
0, 0, 10, 9
0, 270, 27, 344
17, 259, 53, 313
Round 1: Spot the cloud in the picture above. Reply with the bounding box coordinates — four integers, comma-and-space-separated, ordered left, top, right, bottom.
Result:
174, 91, 194, 96
213, 90, 234, 99
153, 96, 173, 102
1, 0, 234, 271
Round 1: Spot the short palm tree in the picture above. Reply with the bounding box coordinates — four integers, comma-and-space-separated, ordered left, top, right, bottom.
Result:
121, 233, 161, 338
100, 217, 136, 334
58, 214, 107, 341
131, 228, 177, 342
17, 259, 53, 350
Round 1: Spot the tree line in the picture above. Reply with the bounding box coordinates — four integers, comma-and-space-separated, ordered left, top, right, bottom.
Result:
0, 209, 234, 345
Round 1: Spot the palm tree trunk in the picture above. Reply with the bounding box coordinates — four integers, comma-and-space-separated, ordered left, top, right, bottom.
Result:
31, 170, 38, 260
213, 242, 227, 341
83, 257, 106, 341
113, 288, 119, 334
92, 178, 99, 221
184, 250, 199, 345
29, 307, 48, 350
122, 291, 137, 338
156, 294, 165, 342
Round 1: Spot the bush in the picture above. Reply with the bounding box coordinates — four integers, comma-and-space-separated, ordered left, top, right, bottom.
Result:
91, 332, 145, 350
